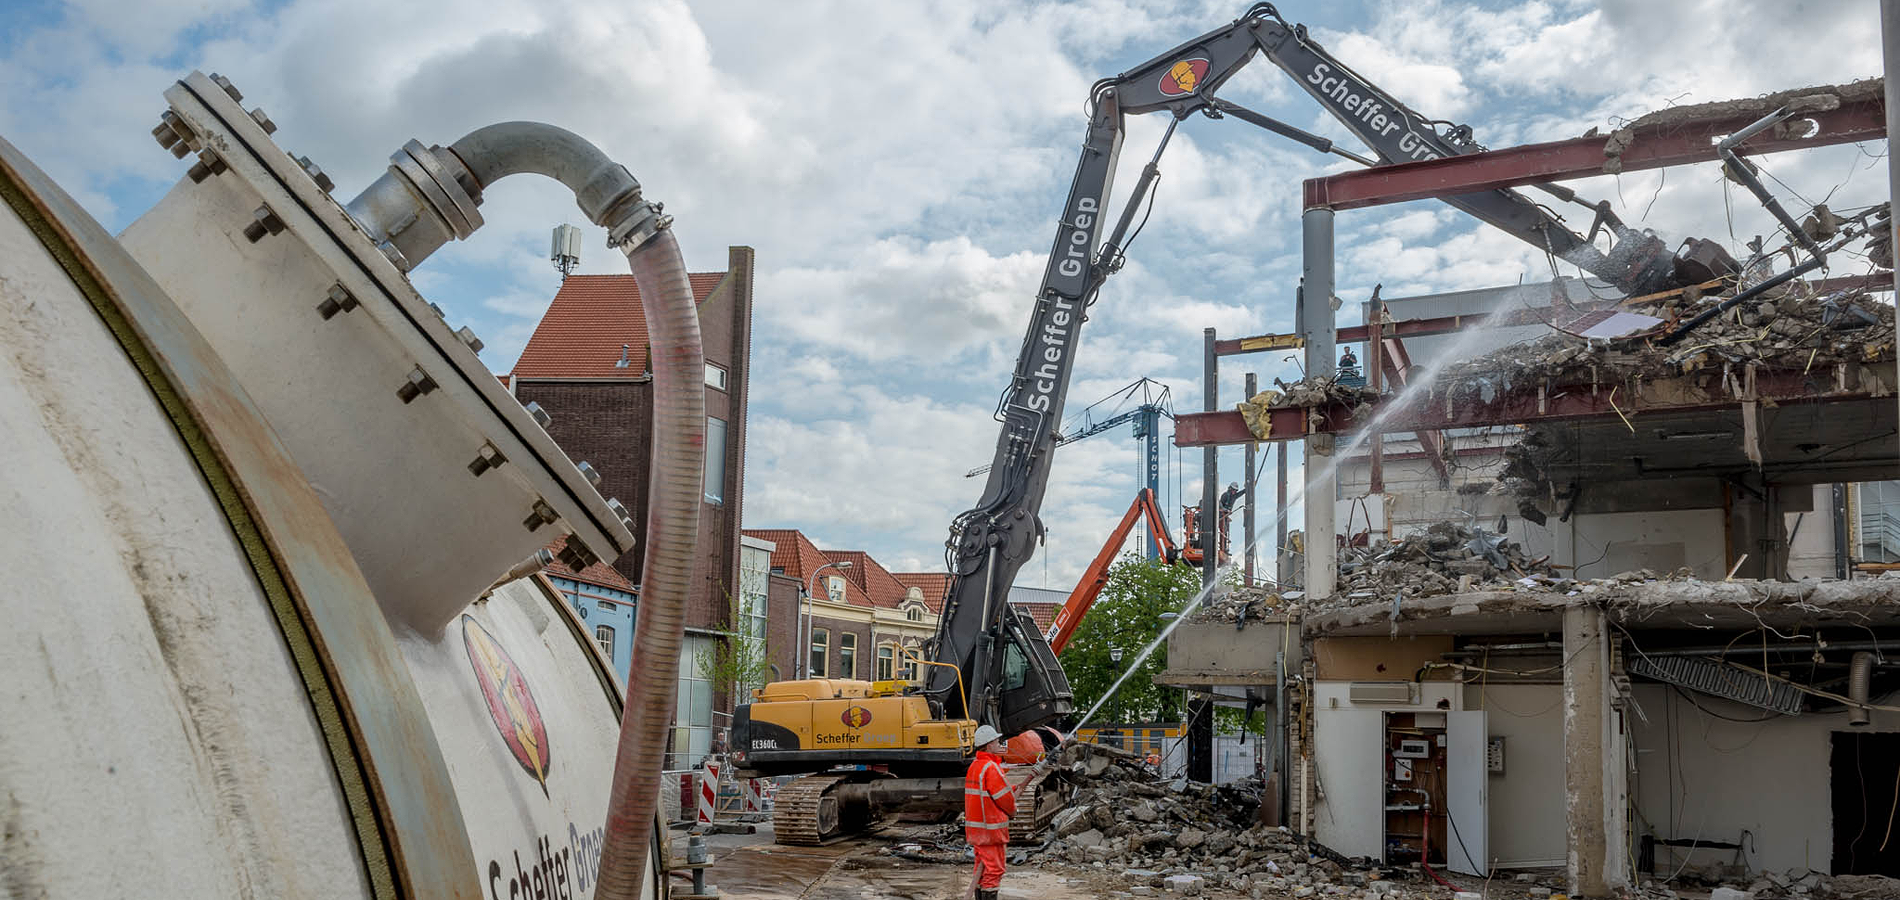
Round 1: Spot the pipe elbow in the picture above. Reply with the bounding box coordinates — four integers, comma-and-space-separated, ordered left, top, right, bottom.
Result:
343, 121, 666, 271
447, 122, 666, 248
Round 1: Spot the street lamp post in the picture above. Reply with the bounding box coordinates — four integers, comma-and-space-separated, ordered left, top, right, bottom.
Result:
801, 560, 852, 678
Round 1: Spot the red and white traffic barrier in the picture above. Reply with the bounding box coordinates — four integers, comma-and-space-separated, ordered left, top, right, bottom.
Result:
696, 761, 719, 826
743, 777, 761, 814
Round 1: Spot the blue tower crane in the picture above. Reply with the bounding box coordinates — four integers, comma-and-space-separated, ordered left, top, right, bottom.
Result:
966, 378, 1174, 558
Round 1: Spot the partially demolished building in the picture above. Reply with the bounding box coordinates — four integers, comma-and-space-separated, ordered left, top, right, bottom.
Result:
1161, 77, 1900, 899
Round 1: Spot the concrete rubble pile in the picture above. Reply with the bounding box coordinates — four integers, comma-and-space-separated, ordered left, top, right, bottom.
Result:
1435, 283, 1893, 398
1334, 520, 1557, 599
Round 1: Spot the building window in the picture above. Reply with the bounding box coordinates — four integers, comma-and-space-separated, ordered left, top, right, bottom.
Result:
597, 600, 615, 611
704, 417, 727, 505
672, 634, 715, 770
901, 645, 918, 681
905, 606, 922, 622
595, 624, 615, 659
705, 362, 728, 391
839, 633, 857, 680
876, 644, 895, 681
827, 575, 845, 602
809, 628, 828, 678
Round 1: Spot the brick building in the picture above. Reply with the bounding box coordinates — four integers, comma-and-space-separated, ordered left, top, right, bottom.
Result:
506, 246, 762, 768
743, 528, 946, 684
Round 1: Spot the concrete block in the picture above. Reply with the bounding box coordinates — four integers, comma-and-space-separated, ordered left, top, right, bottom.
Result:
1163, 874, 1204, 895
1709, 889, 1754, 900
1528, 889, 1552, 899
1454, 893, 1483, 900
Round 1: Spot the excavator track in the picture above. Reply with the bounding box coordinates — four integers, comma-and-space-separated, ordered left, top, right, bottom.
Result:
772, 773, 854, 846
1006, 769, 1066, 843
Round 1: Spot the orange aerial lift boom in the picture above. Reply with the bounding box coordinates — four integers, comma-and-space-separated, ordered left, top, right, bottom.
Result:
1045, 488, 1184, 654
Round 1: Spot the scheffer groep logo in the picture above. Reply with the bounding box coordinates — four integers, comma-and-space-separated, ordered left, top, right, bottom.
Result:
463, 614, 552, 794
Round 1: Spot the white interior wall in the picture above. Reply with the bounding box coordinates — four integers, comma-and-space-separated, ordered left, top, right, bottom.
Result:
1787, 484, 1839, 579
1463, 683, 1567, 868
1628, 683, 1900, 877
1311, 681, 1463, 861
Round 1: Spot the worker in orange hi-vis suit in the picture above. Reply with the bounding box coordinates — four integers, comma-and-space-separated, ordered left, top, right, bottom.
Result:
964, 724, 1015, 900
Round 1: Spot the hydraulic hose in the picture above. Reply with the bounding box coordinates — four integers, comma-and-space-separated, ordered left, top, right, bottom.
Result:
595, 227, 705, 900
448, 122, 654, 242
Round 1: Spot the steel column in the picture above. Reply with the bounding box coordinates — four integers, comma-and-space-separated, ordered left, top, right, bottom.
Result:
1244, 371, 1258, 586
1301, 209, 1337, 600
1202, 327, 1219, 589
1885, 1, 1900, 452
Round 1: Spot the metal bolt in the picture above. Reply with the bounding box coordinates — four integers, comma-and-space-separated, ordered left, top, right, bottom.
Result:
297, 156, 334, 193
152, 111, 195, 158
525, 401, 552, 428
468, 442, 507, 476
316, 283, 359, 320
606, 498, 635, 530
248, 107, 277, 135
396, 366, 438, 404
576, 461, 601, 486
241, 205, 285, 243
429, 302, 447, 319
209, 72, 243, 102
186, 150, 227, 183
522, 499, 558, 533
456, 325, 484, 354
556, 536, 598, 571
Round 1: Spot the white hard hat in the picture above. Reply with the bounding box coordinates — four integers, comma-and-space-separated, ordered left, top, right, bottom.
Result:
973, 724, 1002, 747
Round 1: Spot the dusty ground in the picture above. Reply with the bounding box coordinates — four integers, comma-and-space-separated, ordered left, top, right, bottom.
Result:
675, 822, 1583, 900
681, 823, 1106, 900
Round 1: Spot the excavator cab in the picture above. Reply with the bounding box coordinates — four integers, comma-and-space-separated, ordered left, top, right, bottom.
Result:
993, 606, 1073, 736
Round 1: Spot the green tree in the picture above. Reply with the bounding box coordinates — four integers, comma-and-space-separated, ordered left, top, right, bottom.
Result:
698, 588, 772, 702
1062, 554, 1203, 726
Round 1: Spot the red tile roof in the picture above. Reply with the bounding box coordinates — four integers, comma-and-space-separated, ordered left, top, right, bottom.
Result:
891, 572, 952, 613
1011, 600, 1061, 632
537, 537, 637, 592
741, 529, 954, 613
510, 272, 727, 379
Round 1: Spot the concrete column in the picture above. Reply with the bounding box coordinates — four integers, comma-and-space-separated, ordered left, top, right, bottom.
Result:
1301, 208, 1337, 599
1563, 605, 1627, 897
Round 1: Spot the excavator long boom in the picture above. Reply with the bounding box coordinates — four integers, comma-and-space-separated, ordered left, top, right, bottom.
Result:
926, 3, 1700, 738
1045, 489, 1179, 655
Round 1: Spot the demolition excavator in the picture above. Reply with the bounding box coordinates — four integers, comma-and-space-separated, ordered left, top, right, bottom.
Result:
731, 3, 1717, 846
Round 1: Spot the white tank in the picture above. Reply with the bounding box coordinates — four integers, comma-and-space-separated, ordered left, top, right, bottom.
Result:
0, 72, 662, 899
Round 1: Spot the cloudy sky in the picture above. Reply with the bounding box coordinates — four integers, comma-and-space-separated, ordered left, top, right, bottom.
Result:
1, 0, 1887, 588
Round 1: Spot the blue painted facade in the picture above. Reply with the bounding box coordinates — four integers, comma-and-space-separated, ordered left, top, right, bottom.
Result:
548, 575, 638, 687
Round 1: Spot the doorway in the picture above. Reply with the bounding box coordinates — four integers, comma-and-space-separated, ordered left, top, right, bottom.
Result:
1832, 732, 1900, 876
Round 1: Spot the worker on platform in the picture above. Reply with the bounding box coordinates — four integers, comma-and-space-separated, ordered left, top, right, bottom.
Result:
965, 724, 1016, 900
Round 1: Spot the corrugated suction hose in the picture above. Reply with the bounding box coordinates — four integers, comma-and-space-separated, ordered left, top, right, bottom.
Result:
595, 227, 704, 899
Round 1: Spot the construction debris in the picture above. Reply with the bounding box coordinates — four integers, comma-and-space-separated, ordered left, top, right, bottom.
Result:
1239, 377, 1380, 441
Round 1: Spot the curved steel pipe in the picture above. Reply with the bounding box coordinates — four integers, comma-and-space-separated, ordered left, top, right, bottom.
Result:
595, 227, 704, 899
344, 121, 666, 271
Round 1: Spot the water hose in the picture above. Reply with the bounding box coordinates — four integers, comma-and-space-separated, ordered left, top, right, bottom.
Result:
595, 226, 704, 899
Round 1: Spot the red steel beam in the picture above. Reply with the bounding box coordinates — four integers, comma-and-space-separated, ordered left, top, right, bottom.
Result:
1213, 272, 1892, 358
1303, 97, 1886, 211
1176, 366, 1877, 448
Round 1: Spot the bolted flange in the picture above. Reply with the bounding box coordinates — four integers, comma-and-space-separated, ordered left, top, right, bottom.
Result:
240, 204, 285, 242
316, 282, 359, 319
396, 366, 438, 403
